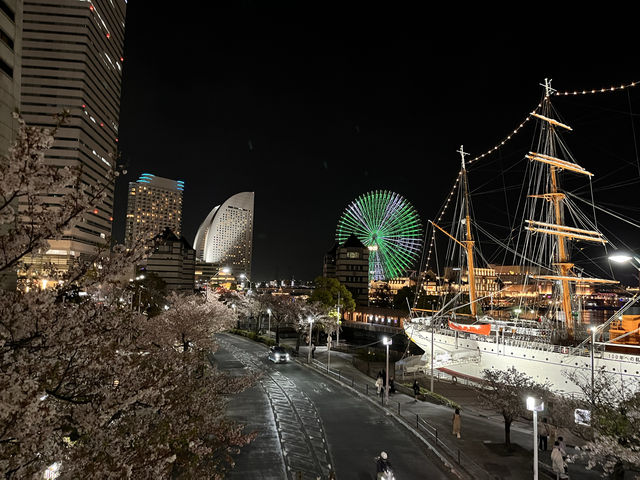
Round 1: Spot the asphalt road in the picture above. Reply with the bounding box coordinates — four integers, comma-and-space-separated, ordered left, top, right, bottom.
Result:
213, 333, 453, 480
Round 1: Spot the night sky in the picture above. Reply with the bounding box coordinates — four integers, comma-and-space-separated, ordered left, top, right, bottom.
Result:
114, 4, 640, 283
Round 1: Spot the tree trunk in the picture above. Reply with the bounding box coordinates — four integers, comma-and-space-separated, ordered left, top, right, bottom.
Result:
295, 332, 300, 353
275, 324, 280, 345
504, 417, 512, 449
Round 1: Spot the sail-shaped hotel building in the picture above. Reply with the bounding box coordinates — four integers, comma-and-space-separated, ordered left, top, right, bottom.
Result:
193, 192, 254, 279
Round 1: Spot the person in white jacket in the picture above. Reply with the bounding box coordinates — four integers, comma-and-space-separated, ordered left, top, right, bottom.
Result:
551, 441, 566, 477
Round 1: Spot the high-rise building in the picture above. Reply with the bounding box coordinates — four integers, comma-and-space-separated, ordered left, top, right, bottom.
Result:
193, 192, 254, 279
334, 234, 369, 306
124, 174, 184, 248
142, 228, 195, 293
0, 0, 22, 289
0, 0, 21, 156
19, 0, 126, 269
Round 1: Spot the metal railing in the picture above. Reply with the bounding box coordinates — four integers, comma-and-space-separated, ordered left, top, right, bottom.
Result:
306, 357, 491, 479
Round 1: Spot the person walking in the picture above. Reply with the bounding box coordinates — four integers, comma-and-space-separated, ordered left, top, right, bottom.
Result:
548, 422, 557, 448
551, 441, 566, 477
539, 417, 550, 451
375, 376, 383, 395
311, 343, 316, 359
557, 436, 567, 457
389, 377, 396, 394
452, 408, 461, 439
412, 379, 420, 402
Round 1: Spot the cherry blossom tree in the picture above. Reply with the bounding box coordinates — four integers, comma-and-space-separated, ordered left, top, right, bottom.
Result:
0, 117, 256, 479
562, 369, 640, 478
476, 367, 550, 449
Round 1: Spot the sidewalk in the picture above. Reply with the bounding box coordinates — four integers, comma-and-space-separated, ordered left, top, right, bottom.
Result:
287, 340, 601, 480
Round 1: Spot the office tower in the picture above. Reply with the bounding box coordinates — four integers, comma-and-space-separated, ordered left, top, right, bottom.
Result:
0, 0, 22, 289
0, 0, 21, 155
124, 173, 184, 248
19, 0, 126, 269
193, 192, 254, 279
142, 228, 195, 293
334, 234, 369, 306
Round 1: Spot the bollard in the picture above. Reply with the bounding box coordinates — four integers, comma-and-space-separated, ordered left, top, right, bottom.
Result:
351, 377, 354, 387
457, 449, 461, 465
397, 402, 400, 415
338, 370, 341, 382
435, 429, 438, 446
416, 414, 419, 429
366, 384, 368, 395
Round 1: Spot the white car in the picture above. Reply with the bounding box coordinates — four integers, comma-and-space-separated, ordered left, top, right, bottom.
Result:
268, 346, 290, 363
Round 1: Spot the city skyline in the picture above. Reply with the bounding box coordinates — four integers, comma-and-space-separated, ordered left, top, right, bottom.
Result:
112, 4, 639, 282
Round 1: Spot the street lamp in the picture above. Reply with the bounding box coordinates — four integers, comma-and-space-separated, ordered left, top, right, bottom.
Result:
526, 396, 544, 480
307, 316, 314, 363
267, 308, 272, 338
590, 325, 597, 404
383, 336, 393, 405
240, 273, 251, 292
336, 291, 341, 347
609, 252, 640, 287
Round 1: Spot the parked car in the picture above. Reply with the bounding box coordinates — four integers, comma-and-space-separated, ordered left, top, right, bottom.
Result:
268, 345, 290, 363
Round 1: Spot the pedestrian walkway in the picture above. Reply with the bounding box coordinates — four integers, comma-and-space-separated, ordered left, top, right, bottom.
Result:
287, 340, 601, 480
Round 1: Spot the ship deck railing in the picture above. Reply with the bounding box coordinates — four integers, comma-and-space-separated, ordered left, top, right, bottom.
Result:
409, 320, 594, 357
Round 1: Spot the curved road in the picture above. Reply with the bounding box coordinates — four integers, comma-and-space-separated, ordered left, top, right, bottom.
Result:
214, 333, 453, 480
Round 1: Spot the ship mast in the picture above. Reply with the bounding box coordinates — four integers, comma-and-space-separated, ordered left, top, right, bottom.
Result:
525, 79, 615, 340
459, 145, 478, 318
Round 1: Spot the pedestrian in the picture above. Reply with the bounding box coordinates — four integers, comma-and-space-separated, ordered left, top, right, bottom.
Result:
311, 343, 316, 359
375, 376, 383, 395
412, 379, 420, 402
539, 417, 550, 451
452, 408, 461, 438
548, 422, 557, 448
389, 377, 396, 394
551, 441, 566, 476
557, 436, 566, 457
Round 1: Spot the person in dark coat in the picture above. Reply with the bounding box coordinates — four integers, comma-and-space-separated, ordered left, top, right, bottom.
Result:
389, 377, 396, 394
412, 379, 420, 401
376, 451, 392, 479
539, 417, 550, 451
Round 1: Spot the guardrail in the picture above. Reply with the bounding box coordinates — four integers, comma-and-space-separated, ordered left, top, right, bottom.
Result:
306, 358, 491, 479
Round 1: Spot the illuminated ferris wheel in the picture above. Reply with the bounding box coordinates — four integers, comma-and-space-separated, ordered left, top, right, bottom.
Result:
336, 190, 423, 281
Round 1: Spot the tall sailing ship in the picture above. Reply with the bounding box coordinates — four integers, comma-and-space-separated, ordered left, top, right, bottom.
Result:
404, 80, 640, 395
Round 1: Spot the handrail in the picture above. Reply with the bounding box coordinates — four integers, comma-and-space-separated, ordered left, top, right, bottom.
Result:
306, 358, 491, 479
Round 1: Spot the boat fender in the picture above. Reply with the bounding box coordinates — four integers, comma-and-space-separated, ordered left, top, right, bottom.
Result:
452, 376, 457, 384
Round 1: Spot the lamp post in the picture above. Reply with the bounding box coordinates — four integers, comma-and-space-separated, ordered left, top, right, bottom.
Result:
132, 275, 145, 313
267, 308, 272, 339
430, 316, 435, 392
383, 336, 392, 405
590, 325, 597, 404
526, 396, 544, 480
336, 291, 341, 346
240, 273, 251, 292
307, 317, 314, 364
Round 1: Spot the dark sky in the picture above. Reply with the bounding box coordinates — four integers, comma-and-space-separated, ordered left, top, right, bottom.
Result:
114, 4, 640, 283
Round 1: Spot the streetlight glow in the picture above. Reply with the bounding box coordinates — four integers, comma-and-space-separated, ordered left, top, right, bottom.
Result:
609, 254, 633, 263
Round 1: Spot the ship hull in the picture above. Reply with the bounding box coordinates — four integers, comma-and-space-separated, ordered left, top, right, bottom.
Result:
404, 321, 640, 396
